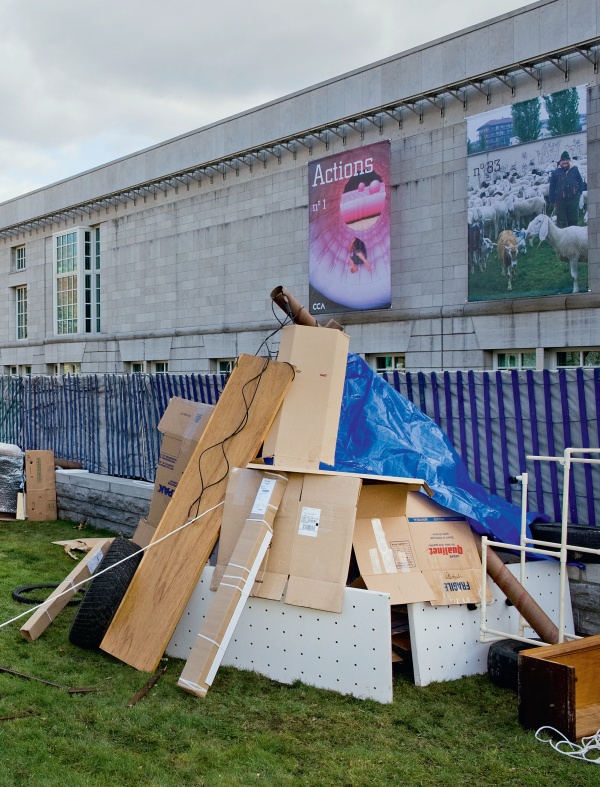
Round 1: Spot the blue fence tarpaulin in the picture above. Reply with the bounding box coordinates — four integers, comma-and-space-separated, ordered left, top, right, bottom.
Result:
322, 354, 548, 546
0, 364, 598, 532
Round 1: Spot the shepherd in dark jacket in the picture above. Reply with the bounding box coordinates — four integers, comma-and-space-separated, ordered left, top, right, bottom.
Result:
548, 151, 585, 228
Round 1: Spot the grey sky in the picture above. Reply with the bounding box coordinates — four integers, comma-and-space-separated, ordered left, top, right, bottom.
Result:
0, 0, 529, 202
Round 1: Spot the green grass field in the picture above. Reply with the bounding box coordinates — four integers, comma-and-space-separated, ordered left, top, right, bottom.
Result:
0, 520, 597, 786
468, 237, 588, 301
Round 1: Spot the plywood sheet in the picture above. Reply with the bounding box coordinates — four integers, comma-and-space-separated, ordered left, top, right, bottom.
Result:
101, 355, 294, 671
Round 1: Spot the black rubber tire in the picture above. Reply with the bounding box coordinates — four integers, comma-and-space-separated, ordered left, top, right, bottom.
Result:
529, 523, 600, 563
487, 639, 539, 691
12, 583, 83, 606
69, 538, 142, 650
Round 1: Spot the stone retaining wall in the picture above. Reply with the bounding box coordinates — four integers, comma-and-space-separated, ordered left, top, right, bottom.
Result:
55, 470, 153, 537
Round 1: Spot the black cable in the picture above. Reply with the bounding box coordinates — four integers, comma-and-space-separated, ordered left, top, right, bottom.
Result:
186, 356, 273, 520
12, 583, 84, 606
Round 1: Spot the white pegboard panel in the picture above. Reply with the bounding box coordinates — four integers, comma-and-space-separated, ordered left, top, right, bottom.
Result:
167, 566, 393, 703
408, 562, 574, 686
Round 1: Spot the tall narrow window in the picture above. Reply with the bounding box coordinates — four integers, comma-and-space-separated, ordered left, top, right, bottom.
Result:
15, 246, 26, 271
54, 227, 101, 336
16, 286, 27, 339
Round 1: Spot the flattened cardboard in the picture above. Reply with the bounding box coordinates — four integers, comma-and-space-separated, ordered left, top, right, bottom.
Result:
353, 485, 487, 606
262, 324, 349, 470
253, 472, 361, 613
25, 451, 57, 522
210, 467, 283, 590
178, 472, 287, 697
133, 397, 214, 546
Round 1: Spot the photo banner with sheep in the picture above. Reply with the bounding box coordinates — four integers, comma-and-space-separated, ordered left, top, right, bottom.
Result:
308, 140, 391, 314
467, 85, 588, 301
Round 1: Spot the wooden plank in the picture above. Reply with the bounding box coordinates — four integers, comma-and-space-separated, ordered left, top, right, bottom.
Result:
576, 703, 600, 740
20, 538, 113, 642
519, 658, 575, 739
100, 355, 294, 672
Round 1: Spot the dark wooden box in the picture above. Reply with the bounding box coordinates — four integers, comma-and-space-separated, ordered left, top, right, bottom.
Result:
518, 634, 600, 740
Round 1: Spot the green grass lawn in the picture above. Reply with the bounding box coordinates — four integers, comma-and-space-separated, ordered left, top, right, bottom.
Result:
468, 237, 588, 300
0, 519, 597, 786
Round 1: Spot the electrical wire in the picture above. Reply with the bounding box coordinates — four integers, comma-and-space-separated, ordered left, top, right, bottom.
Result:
186, 356, 273, 520
536, 726, 600, 763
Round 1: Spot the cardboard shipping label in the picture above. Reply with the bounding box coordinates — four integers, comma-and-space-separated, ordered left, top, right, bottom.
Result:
297, 506, 320, 537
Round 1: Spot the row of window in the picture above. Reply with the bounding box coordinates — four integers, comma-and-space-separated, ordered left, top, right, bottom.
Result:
6, 361, 170, 376
375, 352, 600, 374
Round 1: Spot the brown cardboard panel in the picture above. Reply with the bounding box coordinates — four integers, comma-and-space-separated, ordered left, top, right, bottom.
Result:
284, 576, 345, 613
132, 518, 155, 549
101, 355, 294, 673
210, 467, 286, 590
25, 451, 56, 522
142, 398, 214, 532
27, 489, 57, 522
252, 473, 361, 613
178, 473, 287, 697
353, 485, 486, 606
25, 450, 54, 490
262, 325, 349, 470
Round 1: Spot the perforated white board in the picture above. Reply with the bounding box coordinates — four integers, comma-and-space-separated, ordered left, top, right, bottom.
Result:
408, 562, 574, 686
167, 566, 393, 703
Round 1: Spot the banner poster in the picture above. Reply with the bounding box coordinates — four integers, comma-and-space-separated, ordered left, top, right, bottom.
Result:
467, 85, 588, 301
308, 140, 391, 314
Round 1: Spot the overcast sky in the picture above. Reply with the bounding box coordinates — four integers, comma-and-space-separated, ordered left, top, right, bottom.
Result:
0, 0, 530, 203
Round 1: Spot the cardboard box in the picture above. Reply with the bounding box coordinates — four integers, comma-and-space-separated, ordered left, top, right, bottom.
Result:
262, 324, 349, 470
178, 471, 288, 697
353, 485, 487, 606
133, 397, 214, 546
215, 468, 362, 614
25, 450, 57, 521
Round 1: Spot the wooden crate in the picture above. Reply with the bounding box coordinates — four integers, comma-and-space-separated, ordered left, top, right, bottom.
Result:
518, 634, 600, 740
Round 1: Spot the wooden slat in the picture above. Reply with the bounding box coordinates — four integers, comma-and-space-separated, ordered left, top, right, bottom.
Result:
20, 538, 114, 642
576, 703, 600, 740
100, 355, 294, 672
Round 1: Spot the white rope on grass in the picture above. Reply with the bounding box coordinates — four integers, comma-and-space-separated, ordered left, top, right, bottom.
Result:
536, 726, 600, 763
0, 501, 225, 632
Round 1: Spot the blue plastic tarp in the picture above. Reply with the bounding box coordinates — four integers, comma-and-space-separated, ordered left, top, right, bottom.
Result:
321, 353, 548, 546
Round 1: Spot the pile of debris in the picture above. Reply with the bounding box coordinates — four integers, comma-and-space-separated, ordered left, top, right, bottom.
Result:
14, 295, 600, 742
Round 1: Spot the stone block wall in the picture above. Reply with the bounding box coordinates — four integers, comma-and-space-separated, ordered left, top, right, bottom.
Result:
55, 470, 152, 537
568, 563, 600, 636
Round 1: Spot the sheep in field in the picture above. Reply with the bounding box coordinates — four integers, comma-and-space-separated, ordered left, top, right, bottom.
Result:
525, 214, 588, 293
497, 230, 519, 291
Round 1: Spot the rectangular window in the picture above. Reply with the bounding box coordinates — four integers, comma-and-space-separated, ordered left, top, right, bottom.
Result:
374, 354, 405, 375
54, 227, 101, 336
49, 362, 80, 375
8, 365, 31, 375
154, 362, 169, 374
16, 286, 27, 340
216, 359, 235, 374
496, 351, 536, 370
556, 349, 600, 368
131, 362, 145, 374
15, 246, 26, 271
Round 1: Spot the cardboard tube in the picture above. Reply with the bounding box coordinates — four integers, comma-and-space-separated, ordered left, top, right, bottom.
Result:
270, 286, 342, 330
484, 545, 559, 644
270, 286, 320, 327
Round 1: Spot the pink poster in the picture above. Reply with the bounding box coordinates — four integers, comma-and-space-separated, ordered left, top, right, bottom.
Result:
308, 140, 391, 314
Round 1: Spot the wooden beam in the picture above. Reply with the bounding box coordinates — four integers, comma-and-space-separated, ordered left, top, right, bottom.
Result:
101, 355, 294, 671
20, 538, 114, 642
